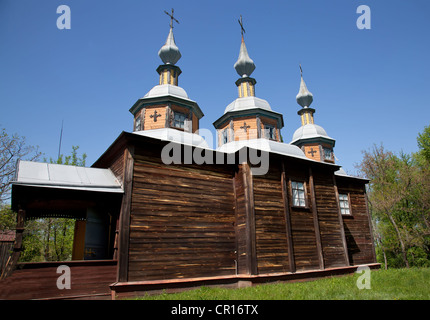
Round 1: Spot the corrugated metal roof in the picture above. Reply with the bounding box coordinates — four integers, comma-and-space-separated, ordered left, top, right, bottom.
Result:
13, 160, 123, 193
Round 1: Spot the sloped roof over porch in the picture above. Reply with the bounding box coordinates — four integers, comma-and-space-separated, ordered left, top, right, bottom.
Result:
11, 161, 123, 220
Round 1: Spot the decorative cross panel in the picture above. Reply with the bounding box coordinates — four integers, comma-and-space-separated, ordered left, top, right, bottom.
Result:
308, 148, 317, 157
240, 122, 251, 132
150, 110, 162, 122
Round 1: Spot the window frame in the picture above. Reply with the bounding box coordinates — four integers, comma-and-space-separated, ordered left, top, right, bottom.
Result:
264, 124, 277, 141
134, 114, 142, 131
290, 180, 309, 208
222, 128, 229, 144
323, 147, 334, 162
172, 111, 187, 129
338, 193, 352, 216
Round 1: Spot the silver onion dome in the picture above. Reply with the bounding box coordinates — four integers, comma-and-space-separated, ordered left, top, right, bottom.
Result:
158, 27, 181, 65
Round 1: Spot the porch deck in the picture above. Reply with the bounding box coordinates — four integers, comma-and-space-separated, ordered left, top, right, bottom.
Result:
0, 260, 117, 300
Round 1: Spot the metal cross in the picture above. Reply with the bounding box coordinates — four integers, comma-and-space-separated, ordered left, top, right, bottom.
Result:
150, 110, 162, 122
240, 122, 251, 132
308, 148, 317, 157
164, 8, 179, 29
238, 15, 245, 36
299, 64, 303, 77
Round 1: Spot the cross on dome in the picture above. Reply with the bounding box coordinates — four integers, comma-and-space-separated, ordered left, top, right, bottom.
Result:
164, 8, 179, 29
158, 8, 181, 65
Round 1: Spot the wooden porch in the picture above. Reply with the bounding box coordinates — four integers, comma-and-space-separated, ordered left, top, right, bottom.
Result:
0, 260, 117, 300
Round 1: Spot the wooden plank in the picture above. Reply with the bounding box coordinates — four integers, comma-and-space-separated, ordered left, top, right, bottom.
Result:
234, 168, 247, 275
281, 162, 295, 273
308, 167, 324, 270
117, 146, 134, 282
241, 163, 257, 275
165, 104, 171, 128
256, 116, 262, 138
332, 175, 349, 266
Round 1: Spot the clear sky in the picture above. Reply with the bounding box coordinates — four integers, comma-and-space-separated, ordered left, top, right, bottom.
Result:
1, 0, 429, 174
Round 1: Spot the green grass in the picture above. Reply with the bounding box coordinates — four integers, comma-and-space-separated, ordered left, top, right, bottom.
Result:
133, 268, 430, 300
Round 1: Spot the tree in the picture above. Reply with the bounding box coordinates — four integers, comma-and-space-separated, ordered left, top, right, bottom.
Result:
45, 145, 87, 167
0, 127, 41, 202
358, 144, 410, 268
357, 133, 430, 268
0, 127, 41, 265
0, 205, 16, 231
417, 124, 430, 163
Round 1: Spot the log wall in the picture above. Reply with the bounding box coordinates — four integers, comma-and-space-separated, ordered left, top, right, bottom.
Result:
337, 179, 376, 265
284, 163, 319, 271
109, 148, 125, 184
123, 141, 373, 282
312, 168, 348, 268
128, 156, 237, 281
253, 168, 290, 274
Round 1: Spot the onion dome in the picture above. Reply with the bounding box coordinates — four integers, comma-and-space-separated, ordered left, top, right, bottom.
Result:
290, 66, 336, 163
234, 37, 256, 78
296, 65, 313, 108
213, 16, 284, 147
158, 27, 181, 65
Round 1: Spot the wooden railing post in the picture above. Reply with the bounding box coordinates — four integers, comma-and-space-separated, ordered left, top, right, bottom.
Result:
0, 208, 26, 280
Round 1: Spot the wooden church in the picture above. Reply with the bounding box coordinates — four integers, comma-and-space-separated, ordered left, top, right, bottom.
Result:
0, 14, 378, 299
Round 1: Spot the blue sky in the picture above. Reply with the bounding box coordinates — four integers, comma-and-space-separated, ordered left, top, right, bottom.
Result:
1, 0, 429, 174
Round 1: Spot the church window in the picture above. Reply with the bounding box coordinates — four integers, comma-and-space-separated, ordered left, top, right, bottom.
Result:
264, 124, 276, 140
339, 194, 351, 215
323, 148, 333, 161
134, 115, 141, 131
222, 128, 229, 144
173, 111, 187, 129
291, 181, 306, 207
